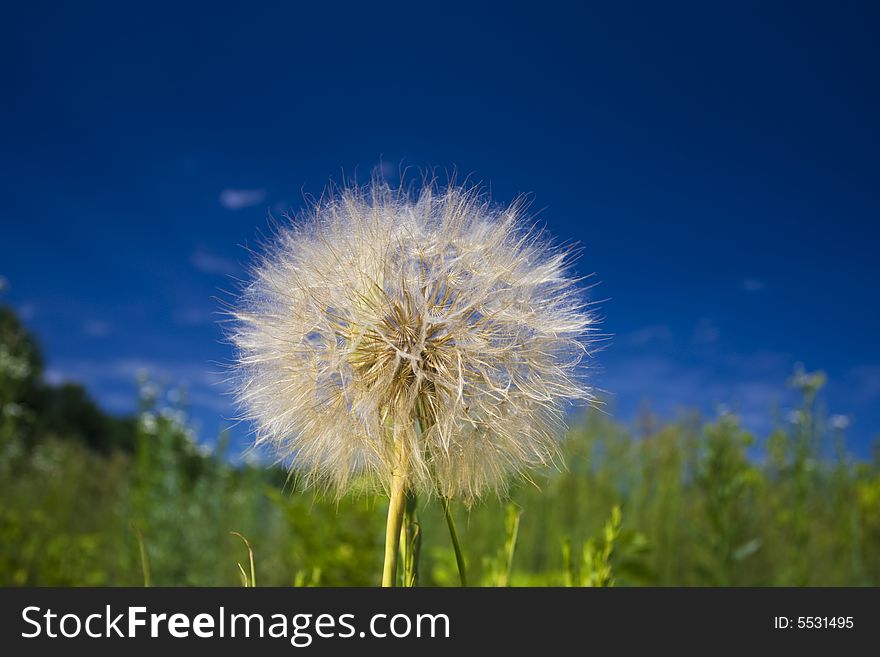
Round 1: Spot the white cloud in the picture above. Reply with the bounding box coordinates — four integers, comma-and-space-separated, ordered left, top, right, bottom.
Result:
44, 368, 66, 385
693, 317, 720, 345
187, 388, 236, 415
219, 188, 266, 210
190, 248, 239, 276
49, 357, 225, 389
98, 392, 140, 413
47, 357, 234, 418
174, 307, 213, 326
621, 324, 673, 347
845, 364, 880, 403
742, 278, 766, 292
18, 302, 37, 320
270, 200, 291, 216
82, 320, 112, 337
599, 352, 797, 437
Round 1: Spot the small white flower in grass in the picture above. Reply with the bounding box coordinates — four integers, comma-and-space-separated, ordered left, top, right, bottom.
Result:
231, 180, 599, 503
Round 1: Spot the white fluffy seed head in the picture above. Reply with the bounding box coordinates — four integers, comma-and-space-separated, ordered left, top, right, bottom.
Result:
230, 180, 598, 502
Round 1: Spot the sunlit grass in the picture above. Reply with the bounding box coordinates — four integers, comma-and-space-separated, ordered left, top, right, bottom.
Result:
1, 306, 878, 587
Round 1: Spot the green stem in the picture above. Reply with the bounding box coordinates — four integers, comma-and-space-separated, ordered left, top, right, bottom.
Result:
230, 531, 256, 587
414, 400, 463, 586
402, 490, 420, 586
131, 524, 151, 587
500, 505, 521, 587
442, 496, 467, 587
382, 469, 407, 587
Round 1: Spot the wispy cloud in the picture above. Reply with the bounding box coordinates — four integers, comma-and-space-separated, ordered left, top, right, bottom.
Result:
174, 307, 214, 326
46, 357, 233, 417
602, 316, 877, 451
621, 324, 673, 347
219, 188, 266, 211
845, 364, 880, 403
82, 320, 112, 338
190, 248, 239, 276
693, 317, 720, 345
742, 278, 766, 292
601, 317, 801, 437
599, 352, 797, 436
18, 302, 37, 320
47, 357, 221, 387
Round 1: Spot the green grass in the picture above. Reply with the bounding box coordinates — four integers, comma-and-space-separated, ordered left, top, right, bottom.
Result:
2, 396, 879, 586
1, 305, 879, 586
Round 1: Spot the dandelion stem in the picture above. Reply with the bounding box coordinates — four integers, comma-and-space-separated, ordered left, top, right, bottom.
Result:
382, 470, 407, 587
442, 496, 468, 587
402, 490, 420, 586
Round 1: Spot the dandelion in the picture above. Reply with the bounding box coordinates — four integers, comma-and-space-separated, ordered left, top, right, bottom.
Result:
230, 179, 598, 585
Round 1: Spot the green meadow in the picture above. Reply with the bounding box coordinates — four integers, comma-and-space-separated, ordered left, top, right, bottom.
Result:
2, 305, 879, 587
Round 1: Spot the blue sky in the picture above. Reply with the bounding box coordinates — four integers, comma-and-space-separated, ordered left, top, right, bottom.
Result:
1, 2, 878, 455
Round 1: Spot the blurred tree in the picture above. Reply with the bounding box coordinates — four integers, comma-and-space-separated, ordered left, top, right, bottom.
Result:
0, 305, 136, 453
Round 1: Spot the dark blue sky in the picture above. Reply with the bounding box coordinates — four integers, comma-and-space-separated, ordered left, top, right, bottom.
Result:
2, 2, 878, 455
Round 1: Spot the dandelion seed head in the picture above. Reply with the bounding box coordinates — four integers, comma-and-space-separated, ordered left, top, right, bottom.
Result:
231, 180, 599, 501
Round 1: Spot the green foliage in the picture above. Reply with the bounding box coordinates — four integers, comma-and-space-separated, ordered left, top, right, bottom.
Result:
563, 505, 624, 587
1, 306, 879, 586
0, 306, 135, 454
482, 504, 521, 587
